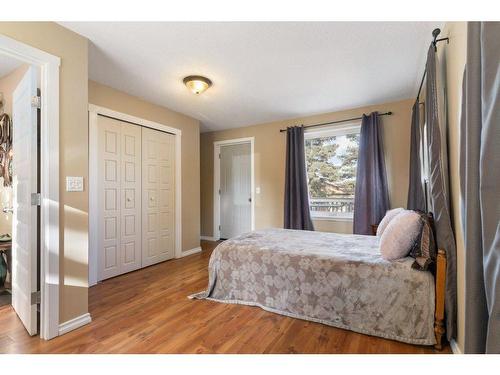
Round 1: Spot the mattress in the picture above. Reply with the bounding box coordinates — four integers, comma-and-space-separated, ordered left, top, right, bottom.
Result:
190, 228, 436, 345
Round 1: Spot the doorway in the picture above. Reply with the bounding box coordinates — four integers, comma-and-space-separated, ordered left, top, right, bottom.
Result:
0, 58, 40, 336
0, 34, 60, 340
213, 138, 255, 240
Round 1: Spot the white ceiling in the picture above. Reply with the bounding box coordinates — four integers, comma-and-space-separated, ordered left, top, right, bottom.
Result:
61, 22, 441, 132
0, 54, 23, 79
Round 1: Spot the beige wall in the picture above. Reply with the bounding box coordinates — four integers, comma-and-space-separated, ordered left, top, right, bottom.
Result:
88, 81, 201, 252
201, 98, 414, 237
438, 21, 467, 354
0, 64, 29, 235
0, 22, 89, 323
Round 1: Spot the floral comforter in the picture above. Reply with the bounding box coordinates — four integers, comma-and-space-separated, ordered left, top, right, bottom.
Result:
190, 228, 435, 345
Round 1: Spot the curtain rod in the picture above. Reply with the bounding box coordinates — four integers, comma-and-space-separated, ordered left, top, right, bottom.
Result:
279, 111, 393, 133
416, 28, 450, 101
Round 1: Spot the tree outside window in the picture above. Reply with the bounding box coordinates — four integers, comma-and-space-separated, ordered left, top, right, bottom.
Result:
304, 125, 360, 219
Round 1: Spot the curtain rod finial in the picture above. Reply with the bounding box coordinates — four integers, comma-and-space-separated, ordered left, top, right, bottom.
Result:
387, 111, 393, 115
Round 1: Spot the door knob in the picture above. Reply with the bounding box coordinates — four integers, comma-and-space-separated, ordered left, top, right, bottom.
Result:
2, 207, 13, 214
248, 197, 252, 203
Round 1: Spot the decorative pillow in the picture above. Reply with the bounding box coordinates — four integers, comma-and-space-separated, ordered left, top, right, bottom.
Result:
380, 210, 422, 261
376, 207, 404, 236
409, 212, 437, 271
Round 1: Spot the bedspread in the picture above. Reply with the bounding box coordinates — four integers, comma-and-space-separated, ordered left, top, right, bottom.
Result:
190, 228, 435, 345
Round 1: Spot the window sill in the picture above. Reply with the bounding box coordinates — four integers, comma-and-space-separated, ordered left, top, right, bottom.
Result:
311, 216, 354, 222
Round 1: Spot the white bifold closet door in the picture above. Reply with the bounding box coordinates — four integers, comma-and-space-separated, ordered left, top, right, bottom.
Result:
97, 116, 142, 280
141, 127, 175, 267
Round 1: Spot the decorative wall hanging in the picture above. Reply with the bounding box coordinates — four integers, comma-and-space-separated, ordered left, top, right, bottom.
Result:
0, 102, 13, 187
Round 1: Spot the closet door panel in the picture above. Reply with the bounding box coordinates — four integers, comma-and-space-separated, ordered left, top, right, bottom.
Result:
158, 133, 175, 259
98, 117, 122, 280
142, 127, 175, 267
119, 122, 142, 273
97, 116, 142, 280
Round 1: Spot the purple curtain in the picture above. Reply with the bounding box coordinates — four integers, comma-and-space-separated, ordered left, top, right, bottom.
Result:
284, 126, 314, 231
407, 101, 426, 211
353, 112, 389, 235
426, 43, 457, 342
461, 22, 500, 353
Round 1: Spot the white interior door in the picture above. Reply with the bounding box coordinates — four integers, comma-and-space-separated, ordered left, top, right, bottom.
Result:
220, 143, 251, 239
11, 66, 38, 335
142, 127, 175, 267
97, 116, 142, 280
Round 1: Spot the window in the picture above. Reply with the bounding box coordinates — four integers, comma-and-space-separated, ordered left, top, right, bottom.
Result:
304, 123, 361, 219
421, 121, 431, 210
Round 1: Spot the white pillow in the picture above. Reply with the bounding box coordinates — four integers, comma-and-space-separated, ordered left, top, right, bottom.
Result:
376, 207, 404, 236
380, 210, 422, 261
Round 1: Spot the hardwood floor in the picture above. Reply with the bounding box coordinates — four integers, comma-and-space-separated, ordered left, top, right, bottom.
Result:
0, 241, 451, 354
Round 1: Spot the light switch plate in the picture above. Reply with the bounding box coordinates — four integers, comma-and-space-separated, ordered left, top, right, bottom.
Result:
256, 187, 261, 194
66, 176, 84, 192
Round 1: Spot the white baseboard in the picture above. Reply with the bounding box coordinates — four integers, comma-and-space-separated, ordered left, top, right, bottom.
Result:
180, 246, 202, 257
200, 236, 218, 241
58, 313, 92, 336
450, 339, 463, 354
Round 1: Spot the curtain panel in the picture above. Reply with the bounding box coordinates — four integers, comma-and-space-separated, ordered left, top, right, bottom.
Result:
407, 101, 426, 211
353, 112, 390, 235
284, 126, 314, 231
425, 44, 457, 342
461, 22, 500, 354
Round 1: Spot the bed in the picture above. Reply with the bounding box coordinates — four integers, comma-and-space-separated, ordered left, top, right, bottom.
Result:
191, 228, 447, 348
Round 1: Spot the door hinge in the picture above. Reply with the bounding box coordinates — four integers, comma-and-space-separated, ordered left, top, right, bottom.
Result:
31, 291, 41, 305
31, 95, 41, 109
218, 153, 221, 159
219, 225, 221, 231
218, 189, 221, 195
31, 193, 41, 206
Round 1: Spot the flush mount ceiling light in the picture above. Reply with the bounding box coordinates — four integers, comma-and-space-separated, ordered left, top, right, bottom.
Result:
183, 75, 212, 95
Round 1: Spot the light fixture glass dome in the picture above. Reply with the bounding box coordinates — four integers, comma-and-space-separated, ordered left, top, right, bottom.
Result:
183, 75, 212, 95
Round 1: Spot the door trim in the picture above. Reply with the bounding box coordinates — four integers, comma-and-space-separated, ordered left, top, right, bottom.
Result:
0, 34, 61, 340
88, 104, 182, 285
213, 137, 255, 240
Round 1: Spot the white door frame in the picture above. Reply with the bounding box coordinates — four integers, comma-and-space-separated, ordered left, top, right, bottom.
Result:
0, 34, 61, 340
213, 137, 255, 240
88, 104, 182, 286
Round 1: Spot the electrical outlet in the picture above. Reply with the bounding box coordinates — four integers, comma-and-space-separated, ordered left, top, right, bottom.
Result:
66, 176, 84, 192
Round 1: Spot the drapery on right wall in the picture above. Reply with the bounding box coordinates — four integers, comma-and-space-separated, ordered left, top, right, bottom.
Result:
460, 22, 500, 354
407, 37, 459, 343
407, 101, 426, 212
425, 42, 458, 344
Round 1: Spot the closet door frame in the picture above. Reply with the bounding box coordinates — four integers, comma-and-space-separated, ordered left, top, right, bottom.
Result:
88, 104, 182, 286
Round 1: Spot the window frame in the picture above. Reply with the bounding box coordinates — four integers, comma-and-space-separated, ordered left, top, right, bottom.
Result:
304, 121, 361, 221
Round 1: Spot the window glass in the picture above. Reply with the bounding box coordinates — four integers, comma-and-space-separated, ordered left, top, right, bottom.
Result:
305, 125, 360, 219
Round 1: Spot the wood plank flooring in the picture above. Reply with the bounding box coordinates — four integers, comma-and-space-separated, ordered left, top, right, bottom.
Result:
0, 241, 451, 354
